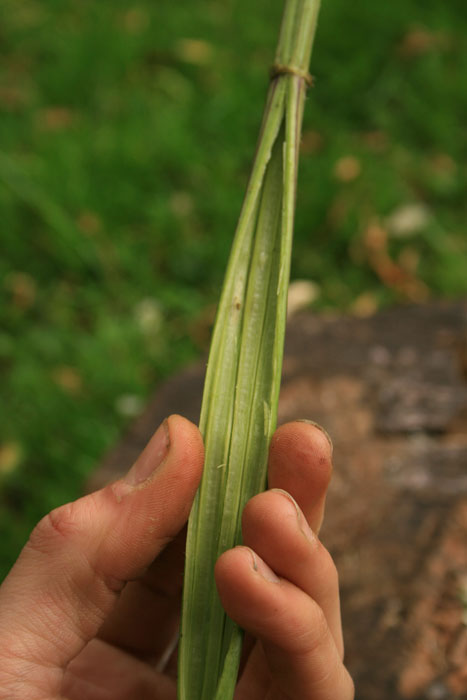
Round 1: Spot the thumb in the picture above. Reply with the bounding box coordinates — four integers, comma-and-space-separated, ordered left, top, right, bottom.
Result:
0, 415, 203, 696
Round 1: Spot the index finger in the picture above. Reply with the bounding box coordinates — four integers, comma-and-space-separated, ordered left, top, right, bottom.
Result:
268, 420, 333, 532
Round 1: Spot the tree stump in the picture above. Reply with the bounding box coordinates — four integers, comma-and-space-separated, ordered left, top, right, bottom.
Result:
91, 301, 467, 699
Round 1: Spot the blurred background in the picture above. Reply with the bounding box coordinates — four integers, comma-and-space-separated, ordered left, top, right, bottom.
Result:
1, 0, 466, 579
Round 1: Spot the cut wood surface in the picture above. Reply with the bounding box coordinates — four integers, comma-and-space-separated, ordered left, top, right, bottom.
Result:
91, 301, 467, 699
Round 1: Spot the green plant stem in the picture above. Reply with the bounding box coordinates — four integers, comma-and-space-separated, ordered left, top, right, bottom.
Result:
178, 2, 321, 699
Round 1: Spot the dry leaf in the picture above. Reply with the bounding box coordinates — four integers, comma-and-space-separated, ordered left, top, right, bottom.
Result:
362, 220, 430, 302
362, 130, 388, 152
77, 211, 102, 236
398, 247, 420, 274
287, 279, 320, 316
300, 130, 324, 154
0, 442, 22, 476
52, 366, 83, 395
430, 153, 456, 174
36, 106, 75, 131
170, 191, 195, 218
351, 293, 379, 317
386, 203, 431, 238
398, 26, 450, 58
4, 272, 37, 310
175, 38, 213, 65
0, 84, 31, 111
121, 8, 149, 34
364, 220, 388, 252
115, 394, 144, 417
334, 155, 361, 182
134, 298, 163, 335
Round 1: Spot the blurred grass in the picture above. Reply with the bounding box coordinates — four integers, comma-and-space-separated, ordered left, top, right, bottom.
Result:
1, 0, 466, 579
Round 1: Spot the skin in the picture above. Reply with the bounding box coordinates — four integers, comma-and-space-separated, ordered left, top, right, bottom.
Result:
0, 415, 354, 700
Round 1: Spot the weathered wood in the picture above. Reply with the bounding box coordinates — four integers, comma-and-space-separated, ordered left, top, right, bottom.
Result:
91, 301, 467, 699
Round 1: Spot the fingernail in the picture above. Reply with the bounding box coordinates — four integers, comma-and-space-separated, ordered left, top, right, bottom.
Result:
295, 419, 333, 455
270, 488, 316, 544
244, 546, 280, 583
124, 419, 170, 486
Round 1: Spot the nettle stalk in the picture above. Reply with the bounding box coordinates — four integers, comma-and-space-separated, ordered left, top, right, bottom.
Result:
178, 1, 322, 698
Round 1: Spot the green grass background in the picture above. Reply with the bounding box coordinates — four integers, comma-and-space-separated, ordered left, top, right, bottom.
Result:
1, 0, 466, 579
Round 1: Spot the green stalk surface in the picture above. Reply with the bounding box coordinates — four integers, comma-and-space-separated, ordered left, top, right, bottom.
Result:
178, 2, 322, 698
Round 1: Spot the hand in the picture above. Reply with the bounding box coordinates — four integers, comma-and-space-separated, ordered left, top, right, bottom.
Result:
0, 415, 354, 700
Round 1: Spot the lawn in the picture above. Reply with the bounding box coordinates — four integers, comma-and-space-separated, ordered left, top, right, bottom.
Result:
1, 0, 466, 579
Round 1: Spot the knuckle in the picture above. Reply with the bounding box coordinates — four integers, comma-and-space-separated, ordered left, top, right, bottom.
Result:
308, 600, 330, 648
241, 493, 264, 533
309, 661, 354, 700
343, 667, 355, 699
26, 499, 86, 556
320, 546, 339, 587
290, 599, 329, 655
327, 664, 355, 700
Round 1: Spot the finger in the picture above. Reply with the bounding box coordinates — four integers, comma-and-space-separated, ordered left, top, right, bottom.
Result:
63, 638, 176, 700
216, 547, 354, 700
97, 418, 334, 664
0, 415, 204, 695
242, 489, 343, 656
96, 525, 186, 664
267, 420, 333, 532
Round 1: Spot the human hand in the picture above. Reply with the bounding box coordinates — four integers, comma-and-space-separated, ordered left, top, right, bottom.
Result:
0, 415, 353, 699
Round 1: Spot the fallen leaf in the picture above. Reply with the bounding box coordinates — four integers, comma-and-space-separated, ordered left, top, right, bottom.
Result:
121, 8, 149, 34
0, 84, 32, 111
364, 220, 388, 253
300, 130, 324, 154
362, 130, 389, 152
115, 394, 144, 417
52, 366, 83, 395
398, 26, 451, 58
0, 442, 23, 476
386, 203, 431, 238
4, 272, 37, 310
362, 219, 430, 302
77, 211, 102, 236
398, 247, 420, 274
327, 193, 352, 228
351, 293, 379, 317
430, 153, 456, 174
287, 279, 320, 316
134, 298, 163, 335
170, 191, 194, 218
175, 38, 213, 65
36, 106, 76, 131
334, 155, 361, 182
